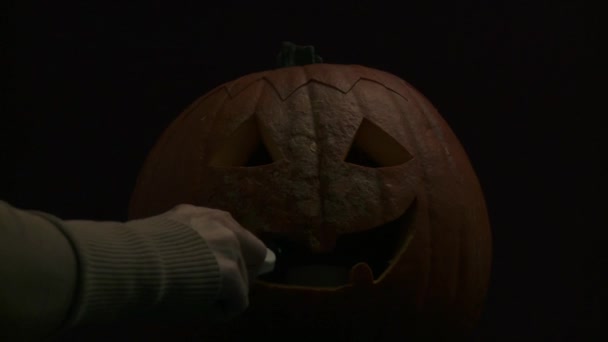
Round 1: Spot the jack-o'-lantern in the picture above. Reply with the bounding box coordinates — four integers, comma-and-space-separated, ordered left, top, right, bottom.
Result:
129, 42, 492, 341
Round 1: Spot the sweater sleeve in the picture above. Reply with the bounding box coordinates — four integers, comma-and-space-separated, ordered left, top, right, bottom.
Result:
0, 200, 77, 340
0, 200, 221, 340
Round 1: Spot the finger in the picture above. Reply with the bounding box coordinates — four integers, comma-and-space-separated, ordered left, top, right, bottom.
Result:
169, 203, 199, 215
233, 227, 267, 271
219, 214, 268, 270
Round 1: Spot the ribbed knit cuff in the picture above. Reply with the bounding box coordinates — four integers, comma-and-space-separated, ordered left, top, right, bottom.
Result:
57, 215, 221, 328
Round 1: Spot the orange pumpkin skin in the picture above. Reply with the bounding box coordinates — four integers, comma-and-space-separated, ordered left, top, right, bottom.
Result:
129, 64, 492, 340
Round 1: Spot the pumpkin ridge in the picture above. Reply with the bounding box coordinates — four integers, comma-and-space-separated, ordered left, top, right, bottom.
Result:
383, 82, 434, 307
389, 82, 434, 309
202, 88, 239, 167
405, 82, 466, 319
377, 84, 410, 219
415, 90, 463, 184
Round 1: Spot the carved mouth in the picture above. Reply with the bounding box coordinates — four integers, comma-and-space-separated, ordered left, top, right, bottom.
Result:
258, 201, 416, 287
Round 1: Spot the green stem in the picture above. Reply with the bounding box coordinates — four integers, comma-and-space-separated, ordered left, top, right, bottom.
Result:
276, 41, 323, 68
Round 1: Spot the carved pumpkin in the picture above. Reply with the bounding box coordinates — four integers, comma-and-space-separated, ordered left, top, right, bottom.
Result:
129, 44, 492, 340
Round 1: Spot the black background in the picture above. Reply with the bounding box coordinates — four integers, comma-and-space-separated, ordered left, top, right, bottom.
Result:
4, 1, 604, 340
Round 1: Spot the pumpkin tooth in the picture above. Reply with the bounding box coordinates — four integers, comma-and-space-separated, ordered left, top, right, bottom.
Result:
349, 262, 374, 287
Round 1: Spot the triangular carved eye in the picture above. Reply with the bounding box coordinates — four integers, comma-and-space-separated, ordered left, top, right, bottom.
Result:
344, 118, 413, 167
209, 116, 280, 167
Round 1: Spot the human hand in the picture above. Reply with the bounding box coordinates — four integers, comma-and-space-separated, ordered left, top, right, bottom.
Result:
163, 204, 267, 321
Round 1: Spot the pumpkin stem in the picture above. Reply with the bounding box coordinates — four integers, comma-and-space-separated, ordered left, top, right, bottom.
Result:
276, 41, 323, 68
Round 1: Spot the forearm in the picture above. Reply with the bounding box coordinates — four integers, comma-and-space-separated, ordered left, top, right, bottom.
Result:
0, 201, 222, 340
57, 214, 222, 330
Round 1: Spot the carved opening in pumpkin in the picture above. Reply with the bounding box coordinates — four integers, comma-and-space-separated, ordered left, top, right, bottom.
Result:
259, 200, 416, 287
209, 116, 281, 167
345, 118, 412, 167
